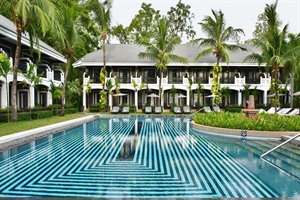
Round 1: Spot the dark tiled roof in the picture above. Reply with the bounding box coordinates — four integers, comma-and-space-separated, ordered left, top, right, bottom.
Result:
0, 15, 66, 63
73, 44, 261, 67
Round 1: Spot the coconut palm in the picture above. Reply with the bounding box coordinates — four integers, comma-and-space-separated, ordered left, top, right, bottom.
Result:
139, 18, 188, 106
0, 0, 59, 121
55, 2, 83, 115
22, 63, 41, 119
170, 84, 177, 107
244, 1, 300, 112
0, 53, 12, 122
193, 10, 246, 105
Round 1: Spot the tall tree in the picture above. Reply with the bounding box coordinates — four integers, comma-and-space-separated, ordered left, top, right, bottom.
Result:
139, 18, 188, 106
244, 1, 300, 111
111, 1, 195, 44
193, 9, 246, 105
0, 0, 59, 121
54, 1, 82, 115
87, 0, 111, 111
22, 63, 41, 119
0, 53, 12, 122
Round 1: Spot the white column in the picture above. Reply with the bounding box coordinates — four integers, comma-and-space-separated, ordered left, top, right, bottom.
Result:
109, 93, 112, 110
134, 90, 138, 110
161, 90, 164, 108
47, 90, 52, 106
186, 89, 190, 106
263, 90, 268, 105
83, 85, 87, 110
29, 85, 35, 108
1, 82, 8, 108
238, 90, 242, 106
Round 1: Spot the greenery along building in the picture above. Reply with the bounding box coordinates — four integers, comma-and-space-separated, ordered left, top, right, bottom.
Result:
0, 15, 66, 109
73, 44, 289, 111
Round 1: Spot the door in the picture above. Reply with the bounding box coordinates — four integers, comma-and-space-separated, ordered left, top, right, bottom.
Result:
19, 91, 28, 109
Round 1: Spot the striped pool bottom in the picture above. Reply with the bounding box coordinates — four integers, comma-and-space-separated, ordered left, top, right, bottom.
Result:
0, 117, 279, 198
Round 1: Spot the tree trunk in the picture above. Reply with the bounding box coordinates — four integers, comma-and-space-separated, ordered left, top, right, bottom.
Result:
159, 71, 163, 107
274, 67, 279, 113
11, 29, 22, 121
61, 57, 70, 116
5, 77, 9, 122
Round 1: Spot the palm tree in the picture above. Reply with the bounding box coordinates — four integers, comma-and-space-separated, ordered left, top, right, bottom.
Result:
139, 18, 188, 106
22, 63, 41, 119
221, 86, 230, 106
87, 0, 111, 111
193, 10, 246, 105
0, 0, 59, 121
195, 81, 204, 109
0, 53, 12, 122
170, 84, 177, 107
54, 2, 82, 116
244, 1, 300, 112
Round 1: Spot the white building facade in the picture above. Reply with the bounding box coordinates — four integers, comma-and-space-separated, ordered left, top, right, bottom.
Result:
0, 15, 65, 109
74, 44, 288, 111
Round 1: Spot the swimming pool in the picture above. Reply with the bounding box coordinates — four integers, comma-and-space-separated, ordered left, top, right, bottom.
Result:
0, 117, 299, 198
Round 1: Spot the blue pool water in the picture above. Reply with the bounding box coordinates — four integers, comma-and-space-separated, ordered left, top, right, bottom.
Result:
0, 117, 299, 198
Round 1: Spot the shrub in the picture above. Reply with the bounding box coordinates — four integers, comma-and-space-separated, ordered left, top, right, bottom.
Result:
65, 108, 78, 115
194, 112, 300, 131
37, 110, 53, 119
224, 105, 243, 113
89, 107, 100, 112
17, 112, 32, 121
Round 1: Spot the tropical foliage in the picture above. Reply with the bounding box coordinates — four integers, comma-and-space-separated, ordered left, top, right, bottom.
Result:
193, 9, 246, 105
138, 18, 188, 106
0, 53, 12, 121
194, 112, 300, 131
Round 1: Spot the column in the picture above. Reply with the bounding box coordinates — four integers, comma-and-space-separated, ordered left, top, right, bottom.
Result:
83, 85, 87, 110
109, 93, 112, 111
47, 90, 52, 106
263, 90, 268, 105
29, 85, 35, 108
238, 90, 242, 106
134, 90, 138, 111
161, 90, 164, 108
186, 89, 190, 106
1, 82, 8, 108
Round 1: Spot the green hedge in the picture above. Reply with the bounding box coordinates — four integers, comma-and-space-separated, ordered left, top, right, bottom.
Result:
224, 105, 243, 113
194, 112, 300, 131
37, 110, 53, 119
65, 108, 78, 114
89, 107, 100, 112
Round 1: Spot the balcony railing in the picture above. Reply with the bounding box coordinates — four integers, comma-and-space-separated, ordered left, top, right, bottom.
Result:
246, 78, 260, 84
119, 77, 131, 84
194, 77, 209, 84
143, 77, 157, 84
220, 77, 235, 84
168, 77, 183, 84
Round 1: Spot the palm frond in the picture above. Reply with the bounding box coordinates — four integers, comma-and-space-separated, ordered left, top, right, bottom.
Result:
244, 53, 264, 65
194, 47, 214, 62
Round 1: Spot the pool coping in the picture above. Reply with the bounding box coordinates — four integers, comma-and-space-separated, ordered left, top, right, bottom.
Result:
0, 115, 99, 151
192, 122, 299, 140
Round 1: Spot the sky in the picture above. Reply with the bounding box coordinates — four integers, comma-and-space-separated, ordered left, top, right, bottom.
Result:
110, 0, 300, 43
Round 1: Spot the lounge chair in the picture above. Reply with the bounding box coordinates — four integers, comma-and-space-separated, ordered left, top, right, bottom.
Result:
213, 106, 221, 112
277, 108, 292, 115
145, 106, 152, 114
111, 106, 120, 114
183, 106, 191, 114
285, 108, 299, 116
173, 106, 182, 114
203, 106, 212, 113
121, 106, 129, 114
259, 107, 280, 114
154, 107, 162, 114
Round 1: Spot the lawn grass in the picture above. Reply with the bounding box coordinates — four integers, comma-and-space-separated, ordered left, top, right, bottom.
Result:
0, 113, 87, 137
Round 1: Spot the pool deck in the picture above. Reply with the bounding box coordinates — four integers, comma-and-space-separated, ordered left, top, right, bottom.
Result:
0, 113, 299, 151
0, 115, 99, 151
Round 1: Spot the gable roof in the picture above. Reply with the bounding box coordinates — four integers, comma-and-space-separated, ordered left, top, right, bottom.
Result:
73, 44, 262, 68
0, 15, 66, 63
